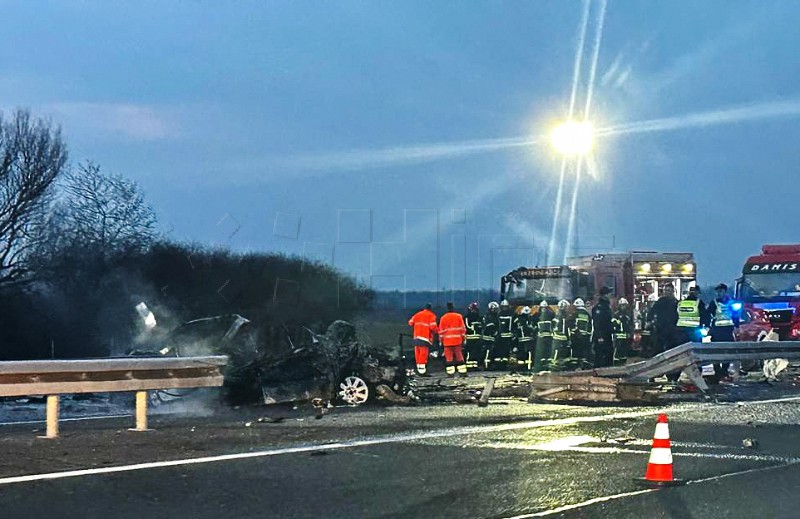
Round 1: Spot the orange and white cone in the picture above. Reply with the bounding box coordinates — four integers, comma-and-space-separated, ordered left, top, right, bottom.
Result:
635, 413, 685, 486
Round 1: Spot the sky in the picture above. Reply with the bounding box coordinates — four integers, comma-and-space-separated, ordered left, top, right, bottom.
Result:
2, 0, 800, 292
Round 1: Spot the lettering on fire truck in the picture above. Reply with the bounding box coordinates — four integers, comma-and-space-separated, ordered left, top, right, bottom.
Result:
745, 263, 799, 273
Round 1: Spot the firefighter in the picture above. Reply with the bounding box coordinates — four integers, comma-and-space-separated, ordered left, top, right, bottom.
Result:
482, 302, 500, 369
571, 298, 593, 367
463, 302, 484, 371
676, 286, 707, 344
552, 300, 572, 369
534, 301, 554, 372
513, 306, 536, 372
612, 298, 634, 365
439, 302, 468, 377
491, 300, 515, 370
638, 293, 658, 358
407, 303, 438, 376
708, 283, 740, 382
592, 287, 615, 368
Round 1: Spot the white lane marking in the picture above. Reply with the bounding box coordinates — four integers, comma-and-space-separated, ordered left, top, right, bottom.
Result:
2, 394, 800, 487
504, 488, 658, 518
0, 414, 132, 427
0, 406, 696, 486
689, 457, 800, 485
480, 443, 800, 463
505, 460, 800, 518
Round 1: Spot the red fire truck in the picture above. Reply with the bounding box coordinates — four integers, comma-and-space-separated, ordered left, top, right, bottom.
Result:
736, 244, 800, 340
501, 251, 697, 331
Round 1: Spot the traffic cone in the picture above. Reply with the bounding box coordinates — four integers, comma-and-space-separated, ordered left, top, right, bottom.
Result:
635, 414, 685, 486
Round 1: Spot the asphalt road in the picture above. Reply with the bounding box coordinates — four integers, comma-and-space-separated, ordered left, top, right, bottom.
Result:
1, 389, 800, 518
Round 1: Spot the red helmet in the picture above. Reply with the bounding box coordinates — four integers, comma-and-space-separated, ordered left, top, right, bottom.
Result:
468, 302, 479, 311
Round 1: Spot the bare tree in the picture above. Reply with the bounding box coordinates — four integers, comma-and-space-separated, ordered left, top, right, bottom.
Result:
0, 110, 67, 286
46, 161, 158, 258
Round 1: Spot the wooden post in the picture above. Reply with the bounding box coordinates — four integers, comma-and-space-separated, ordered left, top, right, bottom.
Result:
45, 395, 59, 438
134, 391, 148, 431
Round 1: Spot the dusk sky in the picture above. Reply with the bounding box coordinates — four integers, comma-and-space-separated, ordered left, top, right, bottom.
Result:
3, 0, 799, 291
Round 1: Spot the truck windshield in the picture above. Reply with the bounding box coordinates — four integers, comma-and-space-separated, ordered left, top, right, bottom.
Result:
740, 272, 800, 302
507, 277, 574, 305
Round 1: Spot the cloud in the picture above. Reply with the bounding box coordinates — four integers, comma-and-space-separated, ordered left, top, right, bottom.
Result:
46, 102, 181, 141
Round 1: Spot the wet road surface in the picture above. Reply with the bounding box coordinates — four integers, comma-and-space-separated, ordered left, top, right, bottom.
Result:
0, 392, 799, 518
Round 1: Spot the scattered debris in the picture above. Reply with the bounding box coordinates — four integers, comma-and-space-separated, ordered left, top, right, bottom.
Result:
312, 398, 333, 419
742, 438, 759, 449
257, 416, 285, 424
375, 385, 417, 405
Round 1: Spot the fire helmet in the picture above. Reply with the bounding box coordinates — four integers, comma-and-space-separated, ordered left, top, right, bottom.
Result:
468, 302, 479, 312
574, 298, 585, 309
618, 297, 629, 306
500, 299, 510, 307
558, 299, 570, 309
539, 300, 549, 307
521, 306, 532, 315
488, 301, 500, 311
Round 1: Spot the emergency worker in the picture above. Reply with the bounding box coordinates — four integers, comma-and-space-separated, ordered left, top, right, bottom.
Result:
552, 300, 572, 369
592, 287, 615, 368
676, 286, 707, 344
647, 284, 681, 382
611, 298, 634, 364
482, 302, 500, 369
571, 298, 593, 367
439, 302, 468, 377
407, 303, 438, 376
708, 283, 740, 382
493, 300, 515, 370
463, 302, 484, 371
638, 294, 658, 358
534, 301, 554, 372
513, 306, 536, 372
648, 284, 679, 356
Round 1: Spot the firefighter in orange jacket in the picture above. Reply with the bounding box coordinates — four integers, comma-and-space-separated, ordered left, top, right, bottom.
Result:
408, 303, 438, 376
439, 302, 468, 377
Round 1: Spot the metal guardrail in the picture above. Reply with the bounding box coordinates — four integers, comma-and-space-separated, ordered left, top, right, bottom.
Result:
0, 355, 228, 438
531, 341, 800, 401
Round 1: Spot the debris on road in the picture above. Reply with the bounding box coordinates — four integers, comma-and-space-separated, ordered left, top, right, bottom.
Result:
742, 438, 759, 449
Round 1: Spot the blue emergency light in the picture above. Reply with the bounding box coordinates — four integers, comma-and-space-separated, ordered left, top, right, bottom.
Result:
731, 301, 743, 312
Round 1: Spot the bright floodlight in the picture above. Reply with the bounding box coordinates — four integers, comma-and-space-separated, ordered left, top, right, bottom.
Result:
551, 120, 594, 155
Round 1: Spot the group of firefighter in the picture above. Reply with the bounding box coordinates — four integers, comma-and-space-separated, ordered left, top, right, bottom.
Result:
408, 282, 742, 379
407, 286, 634, 377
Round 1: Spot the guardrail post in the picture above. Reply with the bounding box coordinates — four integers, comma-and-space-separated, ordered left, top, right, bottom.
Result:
45, 395, 59, 438
133, 391, 149, 431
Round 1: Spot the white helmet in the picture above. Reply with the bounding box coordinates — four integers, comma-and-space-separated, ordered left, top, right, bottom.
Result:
574, 298, 585, 309
618, 297, 629, 305
558, 299, 570, 309
521, 306, 531, 315
539, 300, 549, 308
500, 299, 509, 307
488, 301, 500, 311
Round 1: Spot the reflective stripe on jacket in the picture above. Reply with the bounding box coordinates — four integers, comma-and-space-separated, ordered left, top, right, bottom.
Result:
408, 309, 438, 344
499, 314, 514, 338
713, 298, 734, 327
465, 313, 483, 340
574, 309, 593, 336
439, 312, 467, 346
677, 300, 701, 328
552, 315, 569, 341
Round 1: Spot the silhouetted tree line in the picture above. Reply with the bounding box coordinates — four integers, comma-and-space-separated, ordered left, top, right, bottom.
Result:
0, 109, 372, 360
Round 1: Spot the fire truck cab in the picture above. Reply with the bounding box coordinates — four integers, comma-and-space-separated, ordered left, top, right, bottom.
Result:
736, 244, 800, 340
